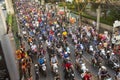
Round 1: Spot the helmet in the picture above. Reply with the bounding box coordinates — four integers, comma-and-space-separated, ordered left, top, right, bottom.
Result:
99, 43, 102, 45
111, 53, 114, 55
35, 64, 38, 67
65, 52, 68, 54
107, 51, 110, 53
101, 66, 106, 70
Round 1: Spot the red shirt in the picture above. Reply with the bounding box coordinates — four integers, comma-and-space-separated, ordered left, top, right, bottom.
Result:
83, 74, 92, 80
64, 63, 72, 69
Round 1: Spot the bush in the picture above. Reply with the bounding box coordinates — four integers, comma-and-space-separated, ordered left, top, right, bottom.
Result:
6, 14, 13, 26
12, 15, 20, 49
6, 14, 20, 49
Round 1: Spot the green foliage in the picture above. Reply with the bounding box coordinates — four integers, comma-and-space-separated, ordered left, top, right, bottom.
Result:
108, 9, 120, 22
91, 3, 99, 12
58, 2, 113, 26
12, 15, 20, 49
59, 2, 75, 10
6, 14, 13, 26
6, 14, 20, 49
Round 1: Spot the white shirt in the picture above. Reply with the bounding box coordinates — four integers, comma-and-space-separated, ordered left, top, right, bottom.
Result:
51, 56, 57, 63
31, 44, 37, 50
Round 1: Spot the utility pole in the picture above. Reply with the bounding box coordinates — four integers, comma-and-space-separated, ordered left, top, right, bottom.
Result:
96, 5, 101, 32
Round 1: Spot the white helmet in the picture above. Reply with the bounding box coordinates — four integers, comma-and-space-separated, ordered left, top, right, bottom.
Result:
101, 66, 106, 70
107, 51, 110, 53
35, 64, 38, 67
99, 43, 102, 45
111, 53, 114, 55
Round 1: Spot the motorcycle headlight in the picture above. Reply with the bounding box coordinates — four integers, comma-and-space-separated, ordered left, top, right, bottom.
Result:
72, 73, 74, 76
42, 66, 46, 71
106, 78, 112, 80
36, 72, 39, 74
56, 69, 58, 73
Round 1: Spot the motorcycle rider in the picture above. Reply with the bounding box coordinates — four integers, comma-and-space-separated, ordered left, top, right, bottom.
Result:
50, 54, 58, 68
38, 55, 45, 65
57, 45, 63, 57
66, 45, 70, 55
64, 60, 74, 79
106, 50, 111, 59
115, 68, 120, 80
98, 66, 108, 80
110, 52, 118, 63
83, 71, 92, 80
62, 50, 70, 60
64, 60, 74, 71
75, 54, 84, 68
92, 51, 102, 67
34, 64, 39, 80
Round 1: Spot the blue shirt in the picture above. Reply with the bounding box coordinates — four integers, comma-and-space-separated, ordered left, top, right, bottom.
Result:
38, 58, 44, 65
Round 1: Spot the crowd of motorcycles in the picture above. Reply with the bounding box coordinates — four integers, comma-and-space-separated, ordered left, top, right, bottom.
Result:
15, 0, 120, 80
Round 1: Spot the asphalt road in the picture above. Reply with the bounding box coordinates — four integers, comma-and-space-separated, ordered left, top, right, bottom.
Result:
21, 24, 116, 80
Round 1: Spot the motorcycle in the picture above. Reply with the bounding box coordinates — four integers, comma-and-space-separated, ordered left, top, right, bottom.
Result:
66, 46, 71, 56
51, 63, 59, 76
98, 68, 111, 80
38, 56, 47, 76
107, 59, 119, 71
62, 52, 70, 61
91, 57, 102, 68
79, 63, 89, 78
100, 49, 107, 59
99, 74, 112, 80
115, 71, 120, 80
54, 73, 61, 80
74, 49, 83, 57
75, 58, 86, 74
64, 67, 75, 80
38, 35, 43, 43
88, 45, 94, 55
22, 28, 27, 40
40, 63, 47, 76
56, 47, 63, 58
34, 64, 40, 80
